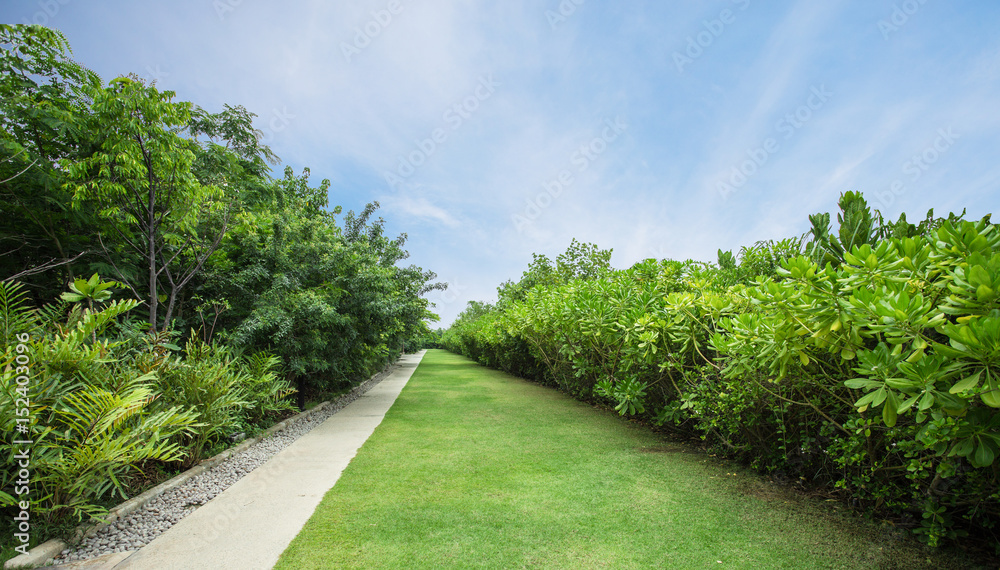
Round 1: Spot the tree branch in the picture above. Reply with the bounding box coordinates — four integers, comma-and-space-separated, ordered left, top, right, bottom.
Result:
0, 157, 39, 185
96, 233, 143, 301
2, 250, 87, 282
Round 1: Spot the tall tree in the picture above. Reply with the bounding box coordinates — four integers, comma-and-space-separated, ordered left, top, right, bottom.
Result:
0, 24, 101, 291
62, 76, 228, 329
204, 169, 444, 408
186, 103, 278, 205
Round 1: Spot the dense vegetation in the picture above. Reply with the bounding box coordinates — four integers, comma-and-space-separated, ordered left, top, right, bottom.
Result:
0, 24, 442, 554
279, 350, 971, 569
444, 192, 999, 555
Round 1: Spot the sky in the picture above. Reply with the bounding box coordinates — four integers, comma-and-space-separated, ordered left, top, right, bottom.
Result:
4, 0, 999, 326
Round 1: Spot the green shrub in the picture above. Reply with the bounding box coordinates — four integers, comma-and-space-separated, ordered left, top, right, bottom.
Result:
151, 337, 249, 467
236, 350, 296, 427
0, 280, 198, 526
444, 196, 1000, 551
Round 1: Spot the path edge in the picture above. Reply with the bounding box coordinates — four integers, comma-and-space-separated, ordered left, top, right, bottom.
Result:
4, 357, 405, 569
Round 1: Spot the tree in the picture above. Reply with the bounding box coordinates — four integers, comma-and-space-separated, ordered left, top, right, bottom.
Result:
0, 25, 102, 291
203, 168, 351, 406
186, 103, 279, 208
497, 239, 612, 306
204, 169, 444, 408
62, 76, 229, 330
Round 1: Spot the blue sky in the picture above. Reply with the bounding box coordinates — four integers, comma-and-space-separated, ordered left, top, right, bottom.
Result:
5, 0, 999, 326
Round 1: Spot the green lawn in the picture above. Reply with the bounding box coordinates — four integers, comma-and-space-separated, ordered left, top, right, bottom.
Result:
275, 350, 974, 569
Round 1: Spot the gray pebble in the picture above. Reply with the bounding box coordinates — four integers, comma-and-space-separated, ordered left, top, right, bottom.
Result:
52, 367, 394, 563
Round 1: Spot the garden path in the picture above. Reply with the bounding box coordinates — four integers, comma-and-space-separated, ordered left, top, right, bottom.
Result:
58, 351, 425, 570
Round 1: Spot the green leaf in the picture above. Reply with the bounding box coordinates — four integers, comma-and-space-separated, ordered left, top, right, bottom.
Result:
949, 370, 982, 394
855, 387, 884, 409
972, 439, 995, 468
918, 391, 936, 411
982, 376, 1000, 408
968, 265, 991, 288
886, 377, 918, 390
872, 387, 887, 407
883, 390, 899, 427
845, 378, 881, 390
976, 284, 995, 302
898, 394, 919, 413
952, 438, 974, 457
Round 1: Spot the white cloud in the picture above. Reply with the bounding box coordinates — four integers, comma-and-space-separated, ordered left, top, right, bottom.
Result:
41, 0, 1000, 325
381, 194, 461, 228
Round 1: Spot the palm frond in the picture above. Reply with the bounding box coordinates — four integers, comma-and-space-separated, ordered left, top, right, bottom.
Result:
0, 280, 38, 344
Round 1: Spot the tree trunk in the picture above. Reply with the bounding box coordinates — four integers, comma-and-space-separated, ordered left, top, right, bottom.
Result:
147, 184, 158, 329
163, 288, 179, 332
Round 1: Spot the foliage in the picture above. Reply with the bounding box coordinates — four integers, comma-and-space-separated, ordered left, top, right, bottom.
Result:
150, 337, 249, 467
0, 24, 443, 548
236, 351, 296, 426
495, 239, 612, 306
204, 168, 442, 408
0, 274, 300, 537
0, 279, 198, 525
61, 75, 230, 330
444, 195, 999, 552
403, 326, 443, 352
0, 25, 102, 292
60, 273, 120, 308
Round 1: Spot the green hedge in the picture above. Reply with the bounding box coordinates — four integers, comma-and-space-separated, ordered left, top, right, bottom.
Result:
444, 194, 999, 552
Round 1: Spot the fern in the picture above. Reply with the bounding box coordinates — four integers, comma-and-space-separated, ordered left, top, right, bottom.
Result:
35, 297, 70, 329
237, 351, 295, 425
34, 375, 197, 519
2, 280, 198, 524
63, 298, 140, 345
0, 280, 38, 344
150, 337, 251, 465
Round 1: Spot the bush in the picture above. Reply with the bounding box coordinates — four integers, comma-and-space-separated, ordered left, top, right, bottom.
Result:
151, 337, 250, 467
0, 277, 298, 540
444, 196, 1000, 552
0, 280, 197, 526
236, 350, 296, 427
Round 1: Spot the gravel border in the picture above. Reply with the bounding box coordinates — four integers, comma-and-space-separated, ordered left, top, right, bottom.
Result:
17, 359, 401, 568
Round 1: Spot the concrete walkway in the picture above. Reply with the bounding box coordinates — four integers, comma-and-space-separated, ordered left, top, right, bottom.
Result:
67, 351, 425, 570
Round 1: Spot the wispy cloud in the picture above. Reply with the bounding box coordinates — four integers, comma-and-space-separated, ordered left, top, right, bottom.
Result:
26, 0, 1000, 324
381, 194, 461, 228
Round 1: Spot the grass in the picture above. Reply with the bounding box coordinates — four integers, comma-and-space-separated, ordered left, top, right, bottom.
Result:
276, 350, 982, 569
